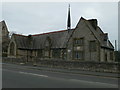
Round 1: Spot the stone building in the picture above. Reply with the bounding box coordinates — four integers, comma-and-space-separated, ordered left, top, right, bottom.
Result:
7, 6, 115, 62
0, 20, 10, 57
7, 17, 115, 62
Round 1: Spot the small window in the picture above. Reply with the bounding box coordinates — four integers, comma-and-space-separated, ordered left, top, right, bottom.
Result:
74, 38, 84, 45
62, 49, 66, 59
110, 52, 113, 60
52, 49, 61, 58
45, 51, 49, 57
10, 42, 15, 56
89, 41, 96, 52
105, 53, 107, 62
37, 50, 43, 57
74, 51, 83, 59
45, 40, 49, 47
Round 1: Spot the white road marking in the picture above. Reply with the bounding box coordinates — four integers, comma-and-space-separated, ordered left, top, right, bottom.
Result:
3, 68, 118, 88
18, 71, 118, 87
19, 71, 48, 78
3, 63, 119, 79
3, 69, 48, 78
69, 79, 118, 87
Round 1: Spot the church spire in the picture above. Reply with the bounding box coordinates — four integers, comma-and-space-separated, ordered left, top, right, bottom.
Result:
67, 4, 71, 30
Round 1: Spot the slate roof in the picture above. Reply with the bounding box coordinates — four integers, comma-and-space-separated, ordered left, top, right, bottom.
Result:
12, 17, 114, 50
13, 29, 74, 50
79, 17, 114, 50
13, 34, 29, 49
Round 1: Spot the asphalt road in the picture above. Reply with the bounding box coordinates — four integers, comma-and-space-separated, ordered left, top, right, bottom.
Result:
2, 63, 119, 88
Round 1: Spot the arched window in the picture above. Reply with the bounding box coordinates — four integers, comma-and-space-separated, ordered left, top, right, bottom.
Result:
10, 42, 15, 56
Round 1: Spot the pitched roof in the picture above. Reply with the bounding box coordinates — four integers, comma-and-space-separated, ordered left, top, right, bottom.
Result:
79, 17, 114, 50
0, 20, 9, 33
12, 17, 114, 50
13, 34, 29, 49
13, 29, 74, 50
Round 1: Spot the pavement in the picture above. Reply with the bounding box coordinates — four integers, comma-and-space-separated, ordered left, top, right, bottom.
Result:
30, 65, 119, 78
2, 62, 119, 78
2, 63, 119, 88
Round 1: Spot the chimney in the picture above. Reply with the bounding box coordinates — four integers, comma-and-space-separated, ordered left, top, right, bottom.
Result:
88, 19, 98, 30
104, 33, 108, 41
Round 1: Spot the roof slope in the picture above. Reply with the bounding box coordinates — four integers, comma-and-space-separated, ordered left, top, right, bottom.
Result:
0, 20, 9, 33
12, 17, 114, 50
13, 29, 74, 49
77, 17, 114, 50
13, 34, 29, 49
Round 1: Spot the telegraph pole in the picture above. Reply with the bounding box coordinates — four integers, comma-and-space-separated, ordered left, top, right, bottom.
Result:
115, 40, 117, 51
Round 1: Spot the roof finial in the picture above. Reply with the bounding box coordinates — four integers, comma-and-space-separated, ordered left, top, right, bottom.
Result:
67, 4, 71, 31
69, 4, 70, 8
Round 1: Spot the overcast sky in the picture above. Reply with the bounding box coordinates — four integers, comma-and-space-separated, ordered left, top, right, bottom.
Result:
1, 2, 118, 49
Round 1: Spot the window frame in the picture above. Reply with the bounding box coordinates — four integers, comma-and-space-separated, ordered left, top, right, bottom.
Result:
73, 38, 84, 46
73, 37, 84, 60
73, 51, 84, 60
37, 49, 43, 58
110, 52, 113, 60
89, 40, 97, 52
52, 49, 61, 58
10, 42, 15, 56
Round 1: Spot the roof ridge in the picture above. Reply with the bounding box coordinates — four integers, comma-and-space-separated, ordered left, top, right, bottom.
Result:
32, 29, 68, 36
14, 34, 27, 37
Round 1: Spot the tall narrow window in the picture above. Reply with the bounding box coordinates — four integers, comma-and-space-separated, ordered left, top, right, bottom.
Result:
44, 37, 51, 58
105, 53, 107, 62
10, 42, 15, 56
74, 51, 83, 59
110, 52, 113, 60
37, 50, 43, 57
89, 41, 96, 52
73, 38, 84, 60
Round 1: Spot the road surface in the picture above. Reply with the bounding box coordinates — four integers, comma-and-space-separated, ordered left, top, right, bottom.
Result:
2, 63, 119, 88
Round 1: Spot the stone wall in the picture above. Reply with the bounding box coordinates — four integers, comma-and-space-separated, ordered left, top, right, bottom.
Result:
2, 57, 119, 73
1, 21, 10, 57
